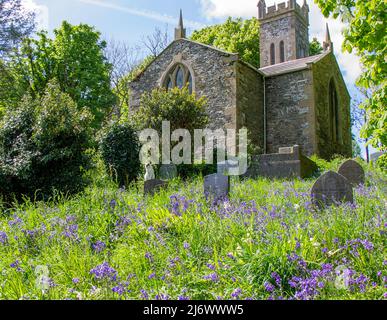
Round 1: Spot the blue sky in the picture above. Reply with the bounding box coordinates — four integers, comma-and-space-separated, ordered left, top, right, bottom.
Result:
23, 0, 374, 156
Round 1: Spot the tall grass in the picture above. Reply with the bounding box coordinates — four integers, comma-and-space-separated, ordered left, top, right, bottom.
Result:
0, 158, 386, 300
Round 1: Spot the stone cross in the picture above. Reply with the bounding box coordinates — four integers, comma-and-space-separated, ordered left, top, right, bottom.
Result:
311, 171, 353, 208
338, 159, 365, 186
159, 164, 178, 180
204, 173, 230, 200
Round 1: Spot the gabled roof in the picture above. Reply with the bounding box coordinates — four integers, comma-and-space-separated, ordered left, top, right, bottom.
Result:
259, 52, 330, 77
130, 38, 240, 83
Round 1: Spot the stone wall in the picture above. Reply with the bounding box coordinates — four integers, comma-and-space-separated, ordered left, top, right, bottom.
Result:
265, 68, 317, 156
129, 39, 238, 131
312, 53, 352, 159
235, 62, 265, 151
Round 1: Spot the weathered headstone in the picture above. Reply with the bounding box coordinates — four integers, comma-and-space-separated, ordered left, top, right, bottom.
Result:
338, 160, 365, 185
204, 173, 230, 199
144, 179, 168, 196
311, 171, 353, 208
159, 164, 178, 180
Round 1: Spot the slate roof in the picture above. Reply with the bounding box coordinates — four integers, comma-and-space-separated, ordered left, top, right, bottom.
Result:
259, 52, 330, 77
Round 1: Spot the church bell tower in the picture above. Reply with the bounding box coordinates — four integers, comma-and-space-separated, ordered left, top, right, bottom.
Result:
258, 0, 310, 68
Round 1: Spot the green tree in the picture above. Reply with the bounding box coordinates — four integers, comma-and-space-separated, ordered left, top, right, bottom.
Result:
0, 80, 93, 201
314, 0, 386, 150
0, 0, 35, 56
9, 21, 116, 129
309, 37, 323, 56
191, 17, 260, 68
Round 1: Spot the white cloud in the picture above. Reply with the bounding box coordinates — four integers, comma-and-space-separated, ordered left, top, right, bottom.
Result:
78, 0, 205, 29
198, 0, 362, 85
22, 0, 49, 31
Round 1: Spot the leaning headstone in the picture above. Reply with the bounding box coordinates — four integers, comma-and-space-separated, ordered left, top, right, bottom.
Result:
338, 159, 365, 185
144, 179, 168, 196
159, 164, 178, 180
204, 173, 230, 200
311, 171, 353, 208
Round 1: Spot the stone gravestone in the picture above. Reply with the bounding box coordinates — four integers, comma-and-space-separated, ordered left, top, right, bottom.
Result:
338, 160, 365, 186
204, 173, 230, 200
311, 171, 353, 208
144, 179, 168, 196
159, 164, 178, 180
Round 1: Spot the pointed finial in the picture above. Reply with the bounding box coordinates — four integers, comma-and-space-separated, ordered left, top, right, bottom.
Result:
175, 9, 186, 40
179, 9, 184, 28
323, 23, 334, 52
258, 0, 266, 19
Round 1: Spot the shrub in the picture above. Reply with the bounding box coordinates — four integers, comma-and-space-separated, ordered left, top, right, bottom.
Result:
132, 86, 208, 134
100, 122, 141, 187
0, 80, 93, 202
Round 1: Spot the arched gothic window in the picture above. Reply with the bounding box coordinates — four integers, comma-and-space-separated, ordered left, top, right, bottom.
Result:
270, 43, 275, 65
329, 79, 339, 142
163, 63, 193, 93
280, 41, 285, 63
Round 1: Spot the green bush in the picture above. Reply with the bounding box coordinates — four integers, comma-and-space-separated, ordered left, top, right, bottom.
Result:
132, 87, 208, 134
0, 80, 93, 202
100, 122, 141, 187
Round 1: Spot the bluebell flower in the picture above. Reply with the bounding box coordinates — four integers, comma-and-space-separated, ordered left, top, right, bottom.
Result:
90, 262, 117, 282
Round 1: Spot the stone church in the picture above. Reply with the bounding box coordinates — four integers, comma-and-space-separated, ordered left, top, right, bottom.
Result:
129, 0, 352, 159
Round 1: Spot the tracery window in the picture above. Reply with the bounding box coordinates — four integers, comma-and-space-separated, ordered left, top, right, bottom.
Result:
164, 63, 193, 93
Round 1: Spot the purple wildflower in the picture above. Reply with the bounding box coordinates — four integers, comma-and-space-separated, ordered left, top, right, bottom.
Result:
90, 262, 117, 282
92, 241, 106, 253
203, 273, 219, 282
155, 293, 169, 300
183, 242, 190, 250
112, 282, 128, 296
0, 231, 7, 244
145, 252, 153, 261
264, 282, 275, 293
231, 288, 242, 299
227, 252, 236, 260
206, 263, 216, 271
72, 278, 80, 284
178, 295, 190, 300
140, 289, 149, 299
271, 272, 282, 287
148, 273, 156, 279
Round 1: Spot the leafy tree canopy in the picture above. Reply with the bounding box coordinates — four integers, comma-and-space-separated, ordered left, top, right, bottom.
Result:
191, 17, 260, 68
314, 0, 386, 150
309, 37, 323, 56
7, 21, 116, 129
0, 0, 35, 56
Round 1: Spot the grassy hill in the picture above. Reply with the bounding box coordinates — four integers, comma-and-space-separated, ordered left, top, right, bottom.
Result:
0, 157, 386, 300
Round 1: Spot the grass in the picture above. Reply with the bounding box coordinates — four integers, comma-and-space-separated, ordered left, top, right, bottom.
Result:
0, 157, 386, 300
